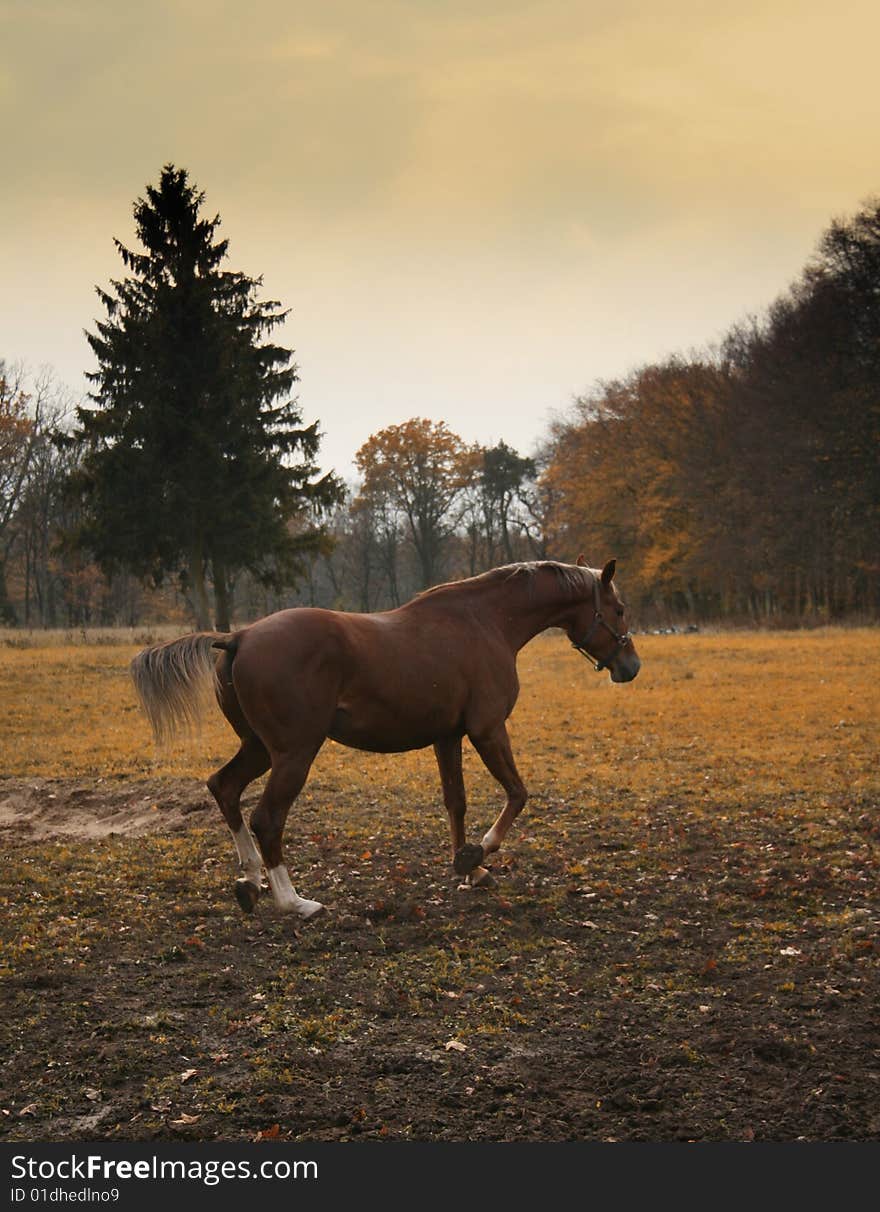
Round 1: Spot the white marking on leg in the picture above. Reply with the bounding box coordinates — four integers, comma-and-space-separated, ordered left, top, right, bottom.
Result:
266, 865, 324, 918
481, 827, 501, 855
233, 824, 263, 886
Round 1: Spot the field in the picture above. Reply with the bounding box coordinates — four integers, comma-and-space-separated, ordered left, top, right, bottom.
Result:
1, 628, 878, 1142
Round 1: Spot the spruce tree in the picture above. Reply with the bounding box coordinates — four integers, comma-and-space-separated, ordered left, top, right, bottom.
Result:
74, 164, 341, 629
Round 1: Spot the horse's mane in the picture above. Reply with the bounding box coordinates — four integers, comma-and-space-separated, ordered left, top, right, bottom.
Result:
416, 560, 593, 601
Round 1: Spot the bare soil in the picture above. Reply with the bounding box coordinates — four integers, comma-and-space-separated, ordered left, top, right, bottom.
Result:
1, 775, 878, 1142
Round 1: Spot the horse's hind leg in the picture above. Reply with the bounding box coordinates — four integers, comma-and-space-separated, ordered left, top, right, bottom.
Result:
207, 734, 270, 913
249, 747, 324, 919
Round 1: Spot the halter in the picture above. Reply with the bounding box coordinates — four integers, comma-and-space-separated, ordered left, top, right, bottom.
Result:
571, 574, 632, 673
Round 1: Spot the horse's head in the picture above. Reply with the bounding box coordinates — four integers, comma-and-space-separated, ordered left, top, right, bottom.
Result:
567, 556, 641, 683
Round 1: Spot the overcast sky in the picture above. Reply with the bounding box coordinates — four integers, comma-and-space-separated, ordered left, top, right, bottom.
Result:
2, 0, 878, 477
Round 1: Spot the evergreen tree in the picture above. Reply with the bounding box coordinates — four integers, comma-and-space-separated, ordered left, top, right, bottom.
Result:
481, 441, 536, 563
73, 164, 341, 629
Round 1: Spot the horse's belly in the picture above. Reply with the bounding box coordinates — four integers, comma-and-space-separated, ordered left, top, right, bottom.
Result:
328, 705, 461, 754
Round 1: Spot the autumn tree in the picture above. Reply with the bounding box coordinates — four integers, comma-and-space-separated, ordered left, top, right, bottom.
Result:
73, 164, 341, 630
546, 357, 762, 617
712, 199, 880, 616
807, 200, 880, 609
354, 418, 473, 588
494, 439, 554, 561
544, 378, 641, 585
0, 363, 36, 621
544, 202, 880, 621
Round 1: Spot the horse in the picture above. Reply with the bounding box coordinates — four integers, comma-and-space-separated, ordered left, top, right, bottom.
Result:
130, 556, 640, 919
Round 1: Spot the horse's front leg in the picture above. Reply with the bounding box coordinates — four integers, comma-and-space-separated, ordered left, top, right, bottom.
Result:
434, 736, 492, 887
453, 724, 527, 877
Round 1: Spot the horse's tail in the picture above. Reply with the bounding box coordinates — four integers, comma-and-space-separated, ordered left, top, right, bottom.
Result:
130, 631, 238, 745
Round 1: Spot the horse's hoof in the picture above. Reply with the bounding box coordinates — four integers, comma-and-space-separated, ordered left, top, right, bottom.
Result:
234, 878, 261, 914
456, 867, 495, 891
453, 842, 485, 876
297, 899, 325, 920
471, 866, 495, 889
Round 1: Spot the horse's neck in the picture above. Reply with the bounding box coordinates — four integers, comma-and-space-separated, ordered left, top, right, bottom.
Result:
486, 571, 579, 652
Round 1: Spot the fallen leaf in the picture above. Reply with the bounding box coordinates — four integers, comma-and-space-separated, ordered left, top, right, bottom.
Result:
171, 1113, 200, 1126
445, 1039, 467, 1053
179, 1068, 197, 1084
18, 1103, 38, 1117
779, 947, 802, 957
84, 1088, 102, 1101
254, 1123, 281, 1141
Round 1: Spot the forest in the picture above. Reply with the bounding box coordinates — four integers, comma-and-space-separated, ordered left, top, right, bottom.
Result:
1, 189, 878, 629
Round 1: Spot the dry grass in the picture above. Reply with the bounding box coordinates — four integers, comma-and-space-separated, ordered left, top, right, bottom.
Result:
0, 625, 185, 650
2, 629, 877, 813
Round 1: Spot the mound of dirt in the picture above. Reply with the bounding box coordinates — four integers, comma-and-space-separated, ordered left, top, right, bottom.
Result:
0, 777, 214, 840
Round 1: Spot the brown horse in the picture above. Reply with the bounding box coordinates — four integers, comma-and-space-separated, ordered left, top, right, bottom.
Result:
131, 557, 640, 918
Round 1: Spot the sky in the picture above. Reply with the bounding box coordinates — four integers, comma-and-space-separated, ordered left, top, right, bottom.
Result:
2, 0, 879, 478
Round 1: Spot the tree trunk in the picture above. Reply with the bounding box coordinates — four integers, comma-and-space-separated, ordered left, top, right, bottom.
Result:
213, 556, 232, 632
500, 497, 515, 563
24, 539, 31, 626
0, 559, 16, 625
468, 525, 479, 577
188, 537, 211, 630
382, 532, 401, 606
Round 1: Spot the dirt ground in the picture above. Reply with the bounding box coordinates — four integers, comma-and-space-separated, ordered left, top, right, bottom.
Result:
2, 770, 878, 1142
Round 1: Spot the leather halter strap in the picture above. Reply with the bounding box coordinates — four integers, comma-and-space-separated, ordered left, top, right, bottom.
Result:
571, 574, 632, 673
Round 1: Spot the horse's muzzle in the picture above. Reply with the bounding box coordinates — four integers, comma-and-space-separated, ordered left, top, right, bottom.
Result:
610, 652, 641, 683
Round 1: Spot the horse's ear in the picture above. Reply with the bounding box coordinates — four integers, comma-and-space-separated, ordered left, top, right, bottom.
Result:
600, 559, 616, 586
576, 553, 588, 567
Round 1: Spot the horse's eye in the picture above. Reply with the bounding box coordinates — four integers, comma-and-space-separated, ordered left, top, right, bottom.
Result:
616, 606, 624, 616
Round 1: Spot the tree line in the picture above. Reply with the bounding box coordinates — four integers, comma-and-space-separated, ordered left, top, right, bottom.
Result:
545, 204, 880, 621
1, 168, 877, 629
